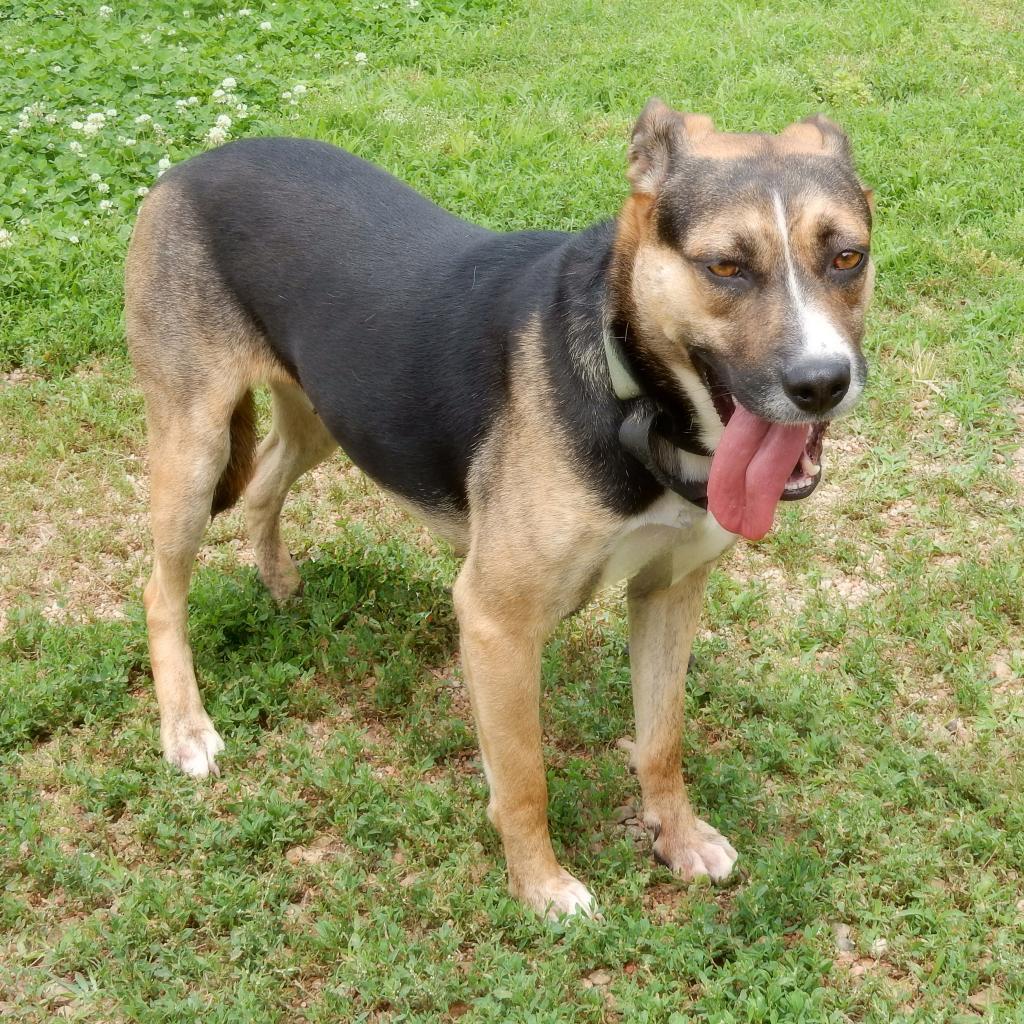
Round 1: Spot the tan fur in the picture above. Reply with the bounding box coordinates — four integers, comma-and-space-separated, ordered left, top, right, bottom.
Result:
623, 566, 736, 878
211, 390, 258, 517
612, 186, 872, 379
125, 106, 872, 915
126, 182, 329, 776
629, 101, 848, 179
450, 319, 738, 915
244, 379, 337, 602
453, 319, 616, 916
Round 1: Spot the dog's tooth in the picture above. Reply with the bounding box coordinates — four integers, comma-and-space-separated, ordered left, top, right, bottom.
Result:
800, 452, 820, 477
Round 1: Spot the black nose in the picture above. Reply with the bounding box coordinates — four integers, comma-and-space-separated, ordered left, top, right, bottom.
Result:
782, 355, 851, 414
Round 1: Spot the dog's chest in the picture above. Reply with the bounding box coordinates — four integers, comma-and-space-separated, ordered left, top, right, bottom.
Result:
598, 491, 737, 589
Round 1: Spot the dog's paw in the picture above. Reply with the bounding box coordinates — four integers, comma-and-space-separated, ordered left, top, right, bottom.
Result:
652, 817, 738, 882
162, 716, 225, 778
257, 551, 303, 605
517, 869, 598, 920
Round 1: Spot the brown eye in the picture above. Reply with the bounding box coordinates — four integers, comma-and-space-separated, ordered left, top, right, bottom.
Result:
708, 261, 741, 278
832, 249, 864, 271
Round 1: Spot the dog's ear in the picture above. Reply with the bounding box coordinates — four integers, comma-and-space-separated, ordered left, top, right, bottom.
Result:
788, 113, 853, 161
627, 99, 714, 196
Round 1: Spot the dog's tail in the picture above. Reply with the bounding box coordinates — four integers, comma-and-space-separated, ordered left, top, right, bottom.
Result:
211, 389, 258, 517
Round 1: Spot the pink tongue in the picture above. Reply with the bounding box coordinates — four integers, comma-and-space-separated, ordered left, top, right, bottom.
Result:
707, 404, 810, 541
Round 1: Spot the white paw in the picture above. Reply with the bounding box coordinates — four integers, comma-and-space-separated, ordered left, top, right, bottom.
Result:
653, 818, 738, 882
162, 716, 225, 779
519, 869, 598, 921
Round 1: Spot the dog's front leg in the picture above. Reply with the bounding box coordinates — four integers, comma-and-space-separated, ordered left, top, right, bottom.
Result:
453, 565, 596, 920
625, 565, 738, 882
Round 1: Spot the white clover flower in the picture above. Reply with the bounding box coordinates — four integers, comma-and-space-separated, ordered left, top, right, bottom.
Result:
82, 115, 104, 136
44, 112, 58, 124
135, 113, 152, 124
175, 98, 188, 108
293, 83, 307, 95
158, 155, 171, 170
105, 108, 117, 116
51, 63, 63, 74
99, 199, 113, 211
97, 182, 110, 193
69, 234, 80, 244
215, 113, 232, 128
98, 4, 113, 16
281, 90, 292, 100
69, 140, 84, 154
206, 125, 228, 145
354, 51, 367, 63
235, 102, 249, 118
89, 172, 101, 182
237, 7, 252, 15
70, 120, 84, 131
0, 229, 12, 248
221, 76, 237, 90
212, 88, 226, 100
140, 32, 152, 43
259, 20, 272, 30
408, 0, 420, 7
187, 96, 199, 106
136, 186, 150, 197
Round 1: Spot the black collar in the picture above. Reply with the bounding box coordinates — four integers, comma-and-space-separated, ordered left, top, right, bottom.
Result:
604, 328, 712, 509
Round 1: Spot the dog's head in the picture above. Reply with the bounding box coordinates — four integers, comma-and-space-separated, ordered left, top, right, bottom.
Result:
610, 100, 875, 538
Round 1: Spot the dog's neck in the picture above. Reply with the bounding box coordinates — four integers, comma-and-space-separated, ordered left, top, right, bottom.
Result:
600, 319, 714, 507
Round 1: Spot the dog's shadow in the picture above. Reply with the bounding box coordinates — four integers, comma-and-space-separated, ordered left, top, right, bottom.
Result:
186, 526, 459, 729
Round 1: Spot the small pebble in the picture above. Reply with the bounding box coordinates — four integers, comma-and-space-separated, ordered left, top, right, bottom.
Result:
613, 803, 637, 824
832, 922, 855, 952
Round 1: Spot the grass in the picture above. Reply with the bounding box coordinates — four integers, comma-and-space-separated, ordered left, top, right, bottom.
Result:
1, 0, 1023, 1020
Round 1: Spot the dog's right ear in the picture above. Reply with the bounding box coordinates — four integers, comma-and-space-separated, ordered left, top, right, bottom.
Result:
628, 99, 713, 196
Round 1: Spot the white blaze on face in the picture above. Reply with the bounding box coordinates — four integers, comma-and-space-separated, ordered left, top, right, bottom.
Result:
772, 191, 850, 358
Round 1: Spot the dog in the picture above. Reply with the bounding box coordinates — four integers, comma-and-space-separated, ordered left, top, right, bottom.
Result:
125, 99, 874, 918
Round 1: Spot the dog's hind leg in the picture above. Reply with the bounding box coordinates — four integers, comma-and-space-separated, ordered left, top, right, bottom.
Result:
624, 565, 738, 881
244, 379, 337, 603
141, 387, 250, 778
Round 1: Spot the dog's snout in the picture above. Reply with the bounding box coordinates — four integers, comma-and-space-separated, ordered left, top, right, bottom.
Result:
782, 354, 851, 415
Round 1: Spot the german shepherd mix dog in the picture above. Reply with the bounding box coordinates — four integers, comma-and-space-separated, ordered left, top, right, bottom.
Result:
126, 100, 874, 918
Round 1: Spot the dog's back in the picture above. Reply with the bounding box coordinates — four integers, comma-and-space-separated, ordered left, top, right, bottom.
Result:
135, 138, 571, 511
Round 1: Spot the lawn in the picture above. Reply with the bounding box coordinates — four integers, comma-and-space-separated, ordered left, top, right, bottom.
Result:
2, 0, 1023, 1020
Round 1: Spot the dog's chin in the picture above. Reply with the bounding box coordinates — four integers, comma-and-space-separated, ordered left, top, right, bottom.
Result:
690, 352, 827, 503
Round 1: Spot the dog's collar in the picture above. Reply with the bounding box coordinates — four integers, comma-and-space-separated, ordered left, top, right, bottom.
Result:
604, 327, 711, 508
603, 326, 645, 401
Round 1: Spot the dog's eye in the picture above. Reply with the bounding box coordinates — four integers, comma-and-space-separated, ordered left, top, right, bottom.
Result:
832, 250, 863, 271
707, 261, 741, 278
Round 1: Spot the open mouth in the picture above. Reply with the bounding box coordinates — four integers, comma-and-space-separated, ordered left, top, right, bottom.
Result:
702, 378, 827, 503
692, 353, 830, 540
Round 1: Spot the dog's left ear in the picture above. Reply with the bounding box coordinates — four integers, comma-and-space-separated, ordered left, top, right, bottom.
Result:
787, 113, 853, 161
627, 99, 713, 196
791, 114, 874, 213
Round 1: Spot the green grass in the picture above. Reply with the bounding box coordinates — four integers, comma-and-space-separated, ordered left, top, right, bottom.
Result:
2, 0, 1024, 1020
